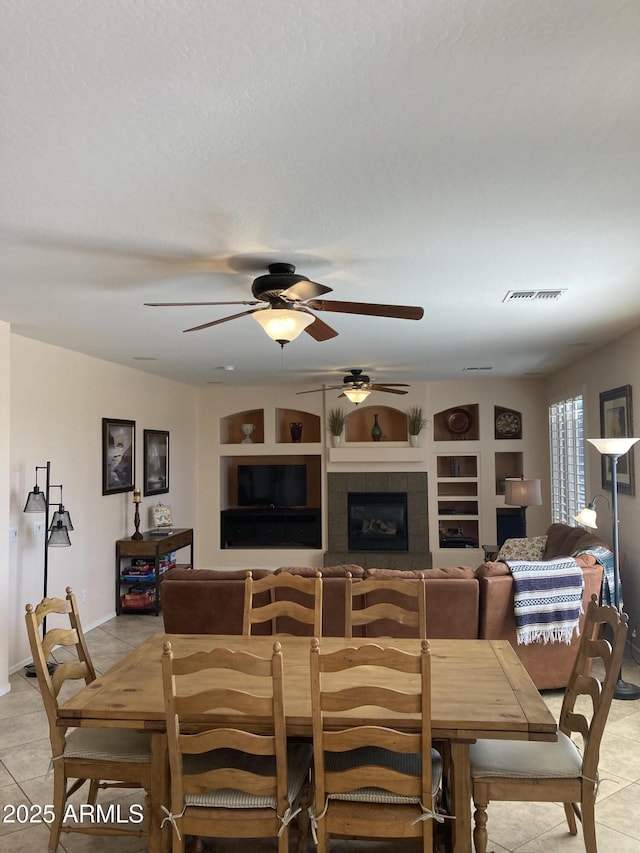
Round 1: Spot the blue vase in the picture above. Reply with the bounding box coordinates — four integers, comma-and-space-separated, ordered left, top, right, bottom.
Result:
371, 413, 382, 442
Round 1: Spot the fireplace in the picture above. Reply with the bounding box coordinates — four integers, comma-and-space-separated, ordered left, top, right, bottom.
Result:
324, 472, 431, 570
348, 492, 408, 551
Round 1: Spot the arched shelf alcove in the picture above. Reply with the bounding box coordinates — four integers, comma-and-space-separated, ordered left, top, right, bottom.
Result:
433, 404, 479, 441
220, 409, 265, 444
345, 404, 407, 442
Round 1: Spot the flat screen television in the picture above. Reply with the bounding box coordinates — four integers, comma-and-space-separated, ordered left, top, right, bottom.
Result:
237, 464, 307, 508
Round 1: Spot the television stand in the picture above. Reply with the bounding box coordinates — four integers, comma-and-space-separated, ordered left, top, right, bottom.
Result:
221, 508, 321, 549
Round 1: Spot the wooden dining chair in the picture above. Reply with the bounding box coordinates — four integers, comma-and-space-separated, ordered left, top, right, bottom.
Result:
161, 639, 313, 853
242, 569, 323, 636
25, 587, 152, 852
309, 638, 443, 853
345, 572, 427, 638
470, 595, 628, 853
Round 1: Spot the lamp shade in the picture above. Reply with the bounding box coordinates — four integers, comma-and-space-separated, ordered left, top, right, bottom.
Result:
49, 506, 74, 531
47, 521, 71, 546
24, 487, 47, 513
252, 308, 314, 344
587, 437, 640, 456
343, 387, 371, 404
504, 478, 542, 507
575, 506, 598, 528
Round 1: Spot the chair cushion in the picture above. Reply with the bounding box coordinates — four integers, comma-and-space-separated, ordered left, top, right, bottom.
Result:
64, 727, 151, 763
183, 743, 312, 809
324, 746, 443, 803
470, 731, 582, 779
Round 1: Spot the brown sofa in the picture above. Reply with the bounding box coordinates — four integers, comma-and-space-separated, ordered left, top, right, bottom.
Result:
476, 523, 609, 689
162, 564, 480, 639
161, 524, 610, 690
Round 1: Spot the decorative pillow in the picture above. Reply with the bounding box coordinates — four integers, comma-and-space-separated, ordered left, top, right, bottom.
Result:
495, 536, 547, 563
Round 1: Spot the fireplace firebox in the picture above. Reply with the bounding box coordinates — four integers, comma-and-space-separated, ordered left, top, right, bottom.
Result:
348, 492, 408, 552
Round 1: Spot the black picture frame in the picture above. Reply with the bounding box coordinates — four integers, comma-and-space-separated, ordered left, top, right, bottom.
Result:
143, 429, 169, 496
102, 418, 135, 495
599, 385, 635, 495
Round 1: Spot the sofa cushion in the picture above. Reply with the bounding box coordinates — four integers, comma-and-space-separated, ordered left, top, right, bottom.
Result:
495, 536, 547, 562
476, 562, 511, 579
276, 564, 365, 578
365, 567, 475, 580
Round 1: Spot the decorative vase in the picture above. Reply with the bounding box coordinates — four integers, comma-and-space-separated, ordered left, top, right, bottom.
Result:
409, 433, 419, 447
241, 423, 255, 444
331, 434, 342, 448
371, 413, 382, 442
289, 422, 303, 443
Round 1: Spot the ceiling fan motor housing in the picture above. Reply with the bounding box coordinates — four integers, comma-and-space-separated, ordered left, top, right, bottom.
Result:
251, 263, 310, 301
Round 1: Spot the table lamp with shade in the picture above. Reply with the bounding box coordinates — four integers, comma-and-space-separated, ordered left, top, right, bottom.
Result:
504, 477, 542, 537
576, 437, 640, 700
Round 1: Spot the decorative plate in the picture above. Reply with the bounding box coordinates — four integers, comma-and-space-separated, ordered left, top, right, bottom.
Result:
446, 409, 473, 437
495, 410, 521, 437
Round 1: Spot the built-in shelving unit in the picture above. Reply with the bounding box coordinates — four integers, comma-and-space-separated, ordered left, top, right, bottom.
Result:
219, 406, 322, 550
435, 453, 480, 549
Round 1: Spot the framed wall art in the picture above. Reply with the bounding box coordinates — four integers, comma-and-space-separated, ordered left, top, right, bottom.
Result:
143, 429, 169, 496
102, 418, 135, 495
599, 384, 635, 495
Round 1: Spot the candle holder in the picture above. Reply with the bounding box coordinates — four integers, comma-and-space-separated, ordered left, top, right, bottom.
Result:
131, 489, 143, 540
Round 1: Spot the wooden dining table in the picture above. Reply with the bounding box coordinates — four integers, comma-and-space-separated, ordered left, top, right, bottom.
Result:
59, 634, 557, 853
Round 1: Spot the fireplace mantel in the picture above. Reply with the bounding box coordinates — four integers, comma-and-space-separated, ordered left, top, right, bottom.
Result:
328, 445, 424, 463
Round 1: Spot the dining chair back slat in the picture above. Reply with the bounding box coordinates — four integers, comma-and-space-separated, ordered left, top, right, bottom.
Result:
345, 573, 426, 638
243, 570, 323, 636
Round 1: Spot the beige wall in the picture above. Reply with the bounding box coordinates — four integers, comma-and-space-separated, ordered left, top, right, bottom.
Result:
8, 336, 198, 672
549, 326, 640, 631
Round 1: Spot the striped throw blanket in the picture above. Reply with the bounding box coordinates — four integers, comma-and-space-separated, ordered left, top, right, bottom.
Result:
575, 545, 618, 608
505, 558, 585, 645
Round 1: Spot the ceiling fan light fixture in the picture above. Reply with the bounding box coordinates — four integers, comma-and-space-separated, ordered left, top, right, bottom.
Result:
252, 307, 314, 346
343, 387, 371, 405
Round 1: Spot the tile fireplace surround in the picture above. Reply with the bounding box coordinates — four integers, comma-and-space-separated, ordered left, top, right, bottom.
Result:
324, 471, 431, 569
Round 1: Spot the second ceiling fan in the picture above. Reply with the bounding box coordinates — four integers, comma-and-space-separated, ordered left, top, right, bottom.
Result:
145, 262, 424, 347
297, 368, 410, 404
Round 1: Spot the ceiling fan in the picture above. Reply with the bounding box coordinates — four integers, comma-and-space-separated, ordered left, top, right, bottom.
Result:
145, 262, 424, 347
296, 368, 410, 404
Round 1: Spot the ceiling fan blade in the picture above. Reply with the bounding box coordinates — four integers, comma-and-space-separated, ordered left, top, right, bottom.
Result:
183, 308, 259, 333
370, 385, 409, 395
370, 383, 410, 389
295, 385, 343, 395
146, 300, 260, 307
306, 299, 424, 320
281, 280, 333, 301
303, 314, 339, 341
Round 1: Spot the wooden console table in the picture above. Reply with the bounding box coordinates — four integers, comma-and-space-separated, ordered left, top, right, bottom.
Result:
115, 528, 193, 616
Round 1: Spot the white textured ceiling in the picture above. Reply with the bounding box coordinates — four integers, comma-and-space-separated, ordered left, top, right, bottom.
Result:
2, 0, 640, 388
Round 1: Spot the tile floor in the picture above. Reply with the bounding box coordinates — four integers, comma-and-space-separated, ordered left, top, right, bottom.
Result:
1, 614, 640, 852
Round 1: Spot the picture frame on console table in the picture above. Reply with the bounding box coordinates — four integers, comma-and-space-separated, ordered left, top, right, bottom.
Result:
600, 384, 635, 495
143, 429, 169, 496
102, 418, 135, 495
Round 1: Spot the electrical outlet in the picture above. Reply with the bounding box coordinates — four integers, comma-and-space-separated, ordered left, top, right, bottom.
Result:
34, 521, 46, 536
82, 590, 87, 603
8, 527, 18, 542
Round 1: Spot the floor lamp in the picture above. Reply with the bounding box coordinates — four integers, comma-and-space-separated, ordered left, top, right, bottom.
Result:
504, 477, 542, 537
585, 437, 640, 701
23, 461, 73, 676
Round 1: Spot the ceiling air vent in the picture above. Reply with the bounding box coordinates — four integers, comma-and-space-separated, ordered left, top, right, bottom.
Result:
503, 289, 566, 303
